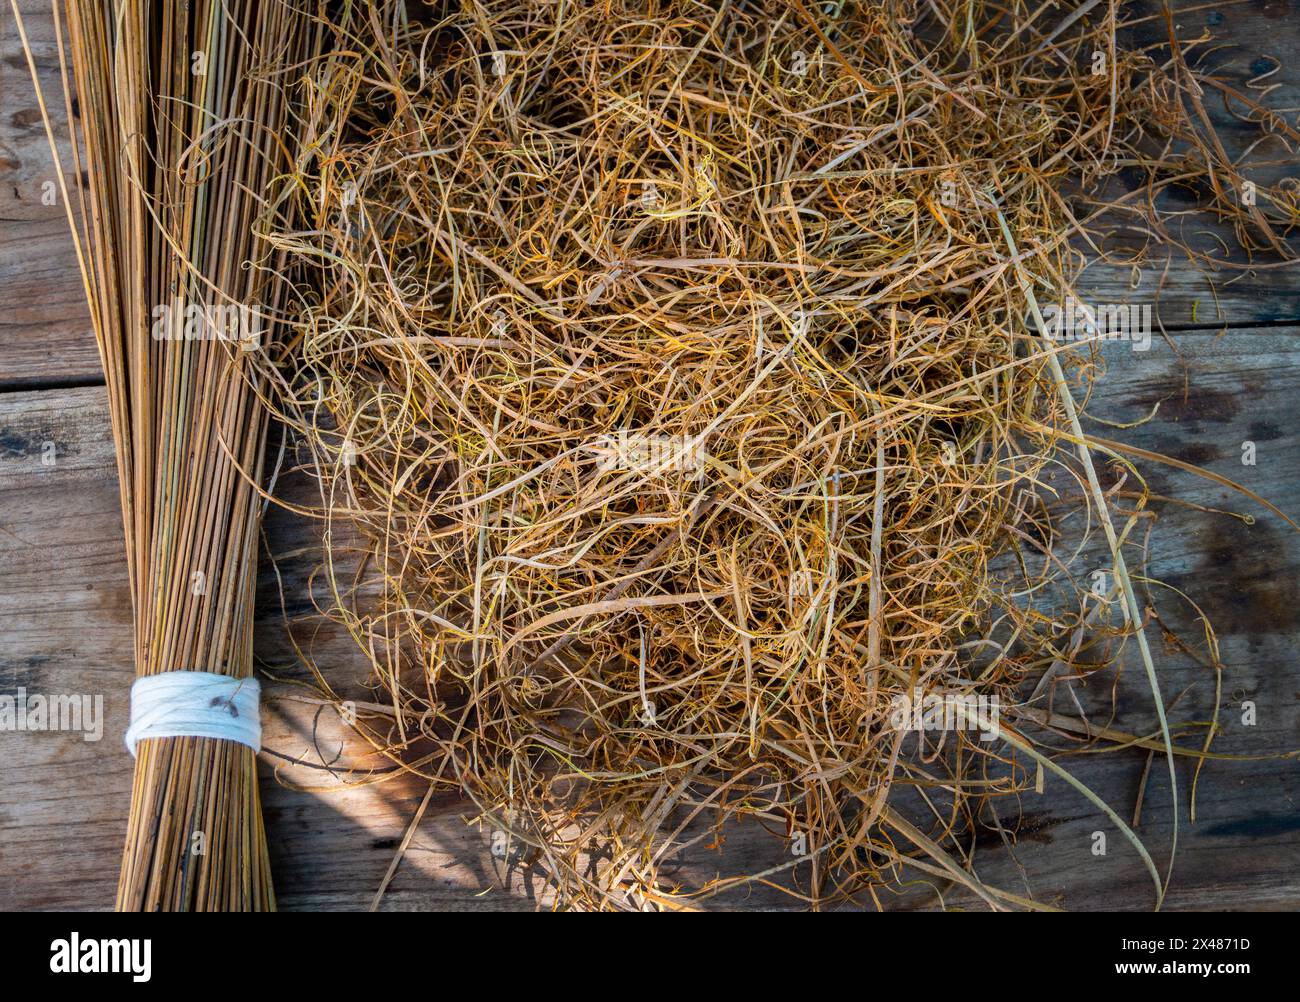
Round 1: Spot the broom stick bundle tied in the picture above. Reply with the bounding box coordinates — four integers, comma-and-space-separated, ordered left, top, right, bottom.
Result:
16, 0, 327, 910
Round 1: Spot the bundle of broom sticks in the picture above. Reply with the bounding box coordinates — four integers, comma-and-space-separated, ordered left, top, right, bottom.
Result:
15, 0, 324, 909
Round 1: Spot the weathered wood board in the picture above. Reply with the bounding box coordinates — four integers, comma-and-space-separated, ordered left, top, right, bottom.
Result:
2, 0, 1299, 391
3, 330, 1296, 911
1, 0, 1298, 910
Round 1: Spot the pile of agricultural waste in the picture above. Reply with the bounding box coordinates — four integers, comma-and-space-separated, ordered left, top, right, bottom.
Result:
259, 0, 1298, 909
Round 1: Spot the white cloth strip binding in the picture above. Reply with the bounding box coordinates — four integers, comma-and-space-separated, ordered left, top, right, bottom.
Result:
124, 671, 262, 757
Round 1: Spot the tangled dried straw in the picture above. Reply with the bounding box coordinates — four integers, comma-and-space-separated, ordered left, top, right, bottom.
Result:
258, 0, 1297, 909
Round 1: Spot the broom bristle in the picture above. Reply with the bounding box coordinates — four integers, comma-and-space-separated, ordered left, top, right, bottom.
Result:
37, 0, 324, 910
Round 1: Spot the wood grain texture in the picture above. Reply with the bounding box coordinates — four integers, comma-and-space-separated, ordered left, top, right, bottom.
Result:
1, 328, 1297, 911
0, 1, 1298, 385
0, 0, 1297, 910
0, 1, 99, 388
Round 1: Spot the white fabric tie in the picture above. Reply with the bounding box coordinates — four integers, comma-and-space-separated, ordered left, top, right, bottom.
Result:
124, 671, 262, 757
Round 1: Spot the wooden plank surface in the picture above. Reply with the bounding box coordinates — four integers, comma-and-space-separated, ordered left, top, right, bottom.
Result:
2, 1, 1299, 389
2, 329, 1296, 911
1, 0, 1298, 910
0, 1, 100, 388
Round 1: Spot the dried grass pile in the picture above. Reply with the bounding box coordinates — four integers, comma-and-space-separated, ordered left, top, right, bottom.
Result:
261, 0, 1298, 909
